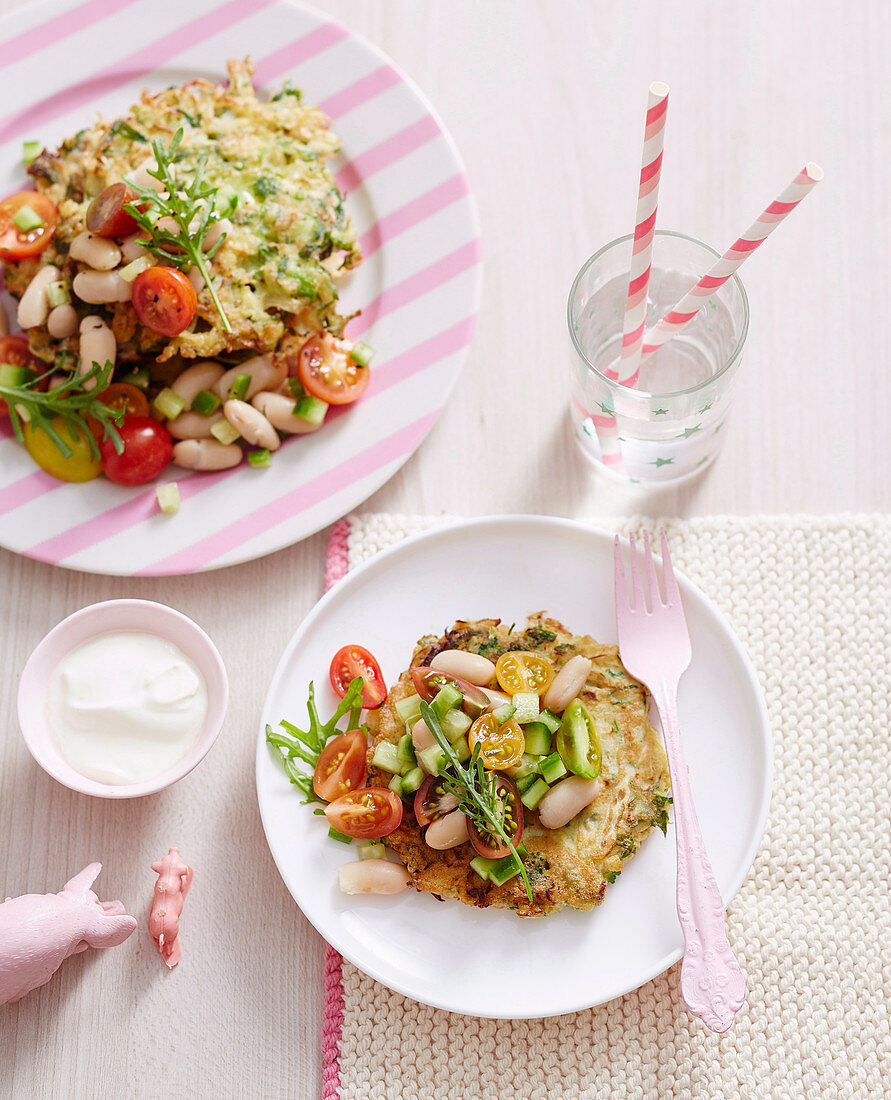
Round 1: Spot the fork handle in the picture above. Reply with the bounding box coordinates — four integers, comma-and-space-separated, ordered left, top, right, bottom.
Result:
651, 682, 747, 1032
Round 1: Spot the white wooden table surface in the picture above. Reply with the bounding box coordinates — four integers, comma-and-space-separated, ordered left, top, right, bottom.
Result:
1, 1, 887, 1096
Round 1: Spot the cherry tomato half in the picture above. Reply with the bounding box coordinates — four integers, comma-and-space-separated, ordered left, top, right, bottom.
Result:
468, 713, 525, 771
23, 415, 100, 482
330, 645, 387, 710
86, 183, 140, 238
313, 728, 368, 802
99, 415, 173, 486
413, 775, 460, 827
296, 334, 370, 406
0, 335, 45, 415
495, 651, 555, 695
324, 787, 403, 839
131, 266, 197, 337
87, 382, 149, 441
467, 775, 523, 859
556, 699, 602, 780
410, 667, 490, 720
0, 192, 58, 260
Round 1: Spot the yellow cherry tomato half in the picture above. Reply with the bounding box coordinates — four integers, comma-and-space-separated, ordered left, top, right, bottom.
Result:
495, 651, 555, 695
468, 713, 525, 771
23, 415, 101, 482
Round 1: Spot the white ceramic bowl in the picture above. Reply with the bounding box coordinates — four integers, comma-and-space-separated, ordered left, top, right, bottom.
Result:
18, 599, 228, 798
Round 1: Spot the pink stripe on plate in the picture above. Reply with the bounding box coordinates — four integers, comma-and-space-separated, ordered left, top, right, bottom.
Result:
252, 22, 350, 88
358, 174, 469, 258
366, 316, 475, 396
0, 467, 63, 513
319, 65, 401, 119
142, 412, 438, 574
0, 0, 279, 145
0, 0, 142, 68
335, 115, 441, 194
349, 239, 480, 338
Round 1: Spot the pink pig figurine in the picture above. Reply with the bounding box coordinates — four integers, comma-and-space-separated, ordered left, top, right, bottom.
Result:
0, 863, 137, 1006
149, 848, 192, 969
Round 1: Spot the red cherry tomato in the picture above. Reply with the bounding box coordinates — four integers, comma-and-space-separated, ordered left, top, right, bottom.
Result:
0, 192, 58, 260
296, 334, 369, 405
86, 182, 140, 238
87, 382, 149, 441
410, 667, 489, 719
466, 775, 523, 859
312, 728, 368, 802
413, 775, 459, 827
330, 645, 387, 710
324, 787, 403, 839
131, 266, 197, 337
0, 335, 46, 415
99, 415, 173, 485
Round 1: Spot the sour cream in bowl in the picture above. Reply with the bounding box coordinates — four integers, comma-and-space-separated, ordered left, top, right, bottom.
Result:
18, 600, 228, 798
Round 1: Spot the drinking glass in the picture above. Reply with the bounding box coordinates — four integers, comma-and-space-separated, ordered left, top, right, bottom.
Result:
567, 231, 749, 485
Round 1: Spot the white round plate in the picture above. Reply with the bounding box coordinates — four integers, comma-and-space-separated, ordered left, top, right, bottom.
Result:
256, 517, 772, 1018
0, 0, 481, 574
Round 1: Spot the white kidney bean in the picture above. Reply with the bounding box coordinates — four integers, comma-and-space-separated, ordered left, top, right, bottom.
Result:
213, 355, 287, 401
411, 715, 435, 754
47, 303, 78, 339
187, 266, 204, 293
202, 217, 231, 252
16, 264, 60, 329
155, 216, 180, 237
251, 390, 322, 434
120, 232, 150, 264
425, 810, 469, 851
78, 316, 115, 389
223, 399, 280, 451
537, 776, 600, 830
172, 438, 242, 471
73, 270, 131, 304
479, 685, 512, 708
338, 860, 410, 896
543, 655, 593, 714
167, 409, 223, 440
128, 158, 165, 192
171, 360, 225, 404
69, 231, 121, 271
0, 302, 8, 336
430, 650, 496, 686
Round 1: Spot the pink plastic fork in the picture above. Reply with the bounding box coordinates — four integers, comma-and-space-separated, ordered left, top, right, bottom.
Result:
614, 530, 746, 1032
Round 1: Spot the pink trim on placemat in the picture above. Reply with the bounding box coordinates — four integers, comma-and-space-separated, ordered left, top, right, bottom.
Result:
320, 517, 352, 1099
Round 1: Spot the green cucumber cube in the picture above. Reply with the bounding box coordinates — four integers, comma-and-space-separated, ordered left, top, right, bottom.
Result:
394, 693, 422, 725
536, 709, 563, 733
520, 777, 550, 811
490, 703, 516, 725
512, 693, 540, 724
371, 741, 401, 774
440, 707, 472, 743
431, 682, 463, 719
417, 745, 445, 777
523, 722, 553, 757
400, 767, 425, 794
539, 751, 567, 784
396, 732, 417, 774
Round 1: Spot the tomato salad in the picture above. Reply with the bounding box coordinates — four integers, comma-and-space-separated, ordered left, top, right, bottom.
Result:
266, 639, 608, 901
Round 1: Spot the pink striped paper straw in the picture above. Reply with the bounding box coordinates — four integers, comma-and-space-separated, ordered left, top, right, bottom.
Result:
605, 80, 670, 386
639, 162, 823, 362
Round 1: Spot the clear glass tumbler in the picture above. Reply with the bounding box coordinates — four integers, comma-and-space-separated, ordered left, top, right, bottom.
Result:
567, 231, 749, 485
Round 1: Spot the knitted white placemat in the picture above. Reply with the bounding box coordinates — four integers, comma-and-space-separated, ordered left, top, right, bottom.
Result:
324, 514, 890, 1100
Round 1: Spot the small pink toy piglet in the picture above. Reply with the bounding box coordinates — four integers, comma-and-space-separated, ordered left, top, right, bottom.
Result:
0, 863, 136, 1006
149, 848, 192, 969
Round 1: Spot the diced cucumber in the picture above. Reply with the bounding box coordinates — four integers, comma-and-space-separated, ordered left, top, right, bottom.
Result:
327, 826, 352, 845
490, 702, 516, 725
512, 692, 541, 724
356, 841, 386, 861
293, 394, 328, 425
539, 751, 567, 784
228, 373, 250, 401
210, 418, 240, 445
417, 745, 445, 777
22, 140, 41, 165
45, 281, 69, 308
394, 694, 422, 725
152, 387, 186, 420
453, 735, 471, 763
516, 773, 540, 796
470, 855, 498, 881
371, 741, 401, 774
396, 732, 416, 774
487, 853, 524, 886
287, 377, 305, 399
350, 340, 375, 367
520, 777, 550, 811
536, 709, 563, 733
121, 367, 150, 390
440, 707, 471, 743
431, 683, 463, 720
388, 773, 405, 798
192, 388, 222, 416
248, 449, 271, 468
155, 483, 181, 515
523, 722, 553, 757
505, 754, 541, 781
119, 255, 152, 283
0, 363, 31, 387
12, 204, 43, 232
400, 767, 425, 794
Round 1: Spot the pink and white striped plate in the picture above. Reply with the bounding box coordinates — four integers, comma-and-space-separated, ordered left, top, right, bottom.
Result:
0, 0, 481, 574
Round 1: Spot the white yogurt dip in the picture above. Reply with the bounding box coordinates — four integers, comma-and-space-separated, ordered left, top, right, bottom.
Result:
46, 631, 208, 785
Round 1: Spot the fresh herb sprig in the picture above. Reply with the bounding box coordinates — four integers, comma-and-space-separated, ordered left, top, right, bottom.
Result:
124, 128, 232, 333
421, 702, 533, 902
266, 677, 364, 804
0, 359, 124, 459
